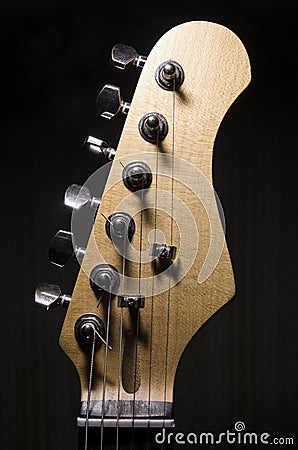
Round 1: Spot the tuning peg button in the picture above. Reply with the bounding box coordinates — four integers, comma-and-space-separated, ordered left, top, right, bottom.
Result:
96, 84, 130, 120
35, 282, 71, 310
49, 230, 85, 267
111, 44, 147, 70
83, 136, 116, 160
64, 184, 101, 211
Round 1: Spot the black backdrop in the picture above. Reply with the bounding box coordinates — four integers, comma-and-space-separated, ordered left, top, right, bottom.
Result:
1, 0, 297, 449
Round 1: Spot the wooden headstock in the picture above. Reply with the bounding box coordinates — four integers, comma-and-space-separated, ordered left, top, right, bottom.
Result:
58, 20, 251, 424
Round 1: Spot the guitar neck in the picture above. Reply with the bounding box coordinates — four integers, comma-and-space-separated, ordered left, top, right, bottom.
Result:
34, 20, 251, 450
78, 427, 174, 449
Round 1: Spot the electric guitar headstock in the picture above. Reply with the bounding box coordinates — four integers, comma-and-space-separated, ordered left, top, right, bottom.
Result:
35, 21, 250, 449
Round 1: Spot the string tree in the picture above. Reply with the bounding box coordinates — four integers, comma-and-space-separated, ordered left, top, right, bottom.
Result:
118, 294, 145, 309
150, 243, 177, 261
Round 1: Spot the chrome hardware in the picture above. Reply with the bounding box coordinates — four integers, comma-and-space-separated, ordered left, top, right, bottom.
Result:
122, 161, 152, 192
49, 229, 85, 267
34, 282, 71, 310
75, 313, 105, 344
96, 84, 130, 120
105, 212, 135, 242
64, 184, 100, 210
155, 60, 184, 91
111, 44, 147, 70
90, 263, 120, 296
150, 243, 177, 261
83, 136, 116, 160
118, 294, 145, 308
77, 418, 175, 428
138, 112, 168, 143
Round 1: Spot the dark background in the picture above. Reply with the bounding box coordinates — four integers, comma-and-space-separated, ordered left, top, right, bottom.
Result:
1, 0, 297, 449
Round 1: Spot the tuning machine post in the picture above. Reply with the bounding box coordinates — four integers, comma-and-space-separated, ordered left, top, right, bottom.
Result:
111, 44, 147, 70
155, 60, 185, 91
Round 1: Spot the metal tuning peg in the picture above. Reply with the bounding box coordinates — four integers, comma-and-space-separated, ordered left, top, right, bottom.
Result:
49, 230, 85, 267
35, 282, 71, 310
64, 184, 101, 211
83, 136, 116, 161
111, 44, 147, 70
96, 84, 130, 120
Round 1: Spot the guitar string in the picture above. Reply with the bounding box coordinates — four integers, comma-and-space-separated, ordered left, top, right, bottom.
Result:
96, 88, 175, 448
116, 240, 126, 450
84, 326, 96, 450
100, 292, 112, 450
99, 80, 174, 449
138, 189, 144, 294
86, 83, 175, 450
147, 127, 160, 437
131, 187, 144, 447
131, 307, 141, 448
116, 308, 124, 449
163, 75, 176, 425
